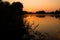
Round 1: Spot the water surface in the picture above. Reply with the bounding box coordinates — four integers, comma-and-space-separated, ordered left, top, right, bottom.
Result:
24, 14, 60, 36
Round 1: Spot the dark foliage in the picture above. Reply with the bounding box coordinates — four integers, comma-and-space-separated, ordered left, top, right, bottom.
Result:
0, 0, 27, 40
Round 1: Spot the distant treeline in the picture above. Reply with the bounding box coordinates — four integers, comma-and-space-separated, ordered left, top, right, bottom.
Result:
23, 9, 60, 14
36, 9, 60, 14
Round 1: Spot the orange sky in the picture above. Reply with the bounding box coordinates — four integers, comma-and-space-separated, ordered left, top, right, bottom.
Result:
3, 0, 60, 12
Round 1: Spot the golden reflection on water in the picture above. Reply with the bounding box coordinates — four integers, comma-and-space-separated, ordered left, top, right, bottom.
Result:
24, 14, 60, 34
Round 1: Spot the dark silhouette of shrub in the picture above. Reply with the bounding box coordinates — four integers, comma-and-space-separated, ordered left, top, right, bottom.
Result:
0, 1, 27, 40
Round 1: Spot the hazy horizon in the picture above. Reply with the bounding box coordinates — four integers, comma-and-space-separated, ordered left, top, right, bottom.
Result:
3, 0, 60, 12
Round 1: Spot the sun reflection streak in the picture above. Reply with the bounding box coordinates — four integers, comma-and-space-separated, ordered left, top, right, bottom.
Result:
24, 14, 36, 26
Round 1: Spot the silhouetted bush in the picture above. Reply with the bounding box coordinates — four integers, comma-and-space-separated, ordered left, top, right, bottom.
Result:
0, 1, 27, 40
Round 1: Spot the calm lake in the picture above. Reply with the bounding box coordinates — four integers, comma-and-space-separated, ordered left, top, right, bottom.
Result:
24, 14, 60, 36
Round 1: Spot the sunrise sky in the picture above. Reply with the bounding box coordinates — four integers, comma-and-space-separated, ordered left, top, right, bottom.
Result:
3, 0, 60, 12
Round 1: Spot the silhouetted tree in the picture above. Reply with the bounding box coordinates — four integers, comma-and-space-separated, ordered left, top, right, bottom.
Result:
0, 1, 27, 40
0, 1, 13, 40
10, 2, 27, 40
0, 1, 10, 31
